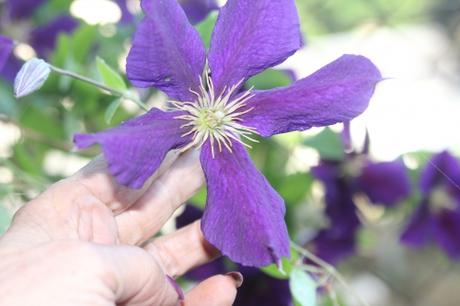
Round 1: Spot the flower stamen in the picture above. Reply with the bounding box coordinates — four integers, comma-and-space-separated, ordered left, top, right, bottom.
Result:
172, 73, 258, 157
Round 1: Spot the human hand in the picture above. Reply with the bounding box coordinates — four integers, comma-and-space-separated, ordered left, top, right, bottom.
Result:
0, 150, 242, 306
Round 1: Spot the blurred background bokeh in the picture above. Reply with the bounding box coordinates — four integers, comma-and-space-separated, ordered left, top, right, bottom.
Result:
1, 0, 460, 305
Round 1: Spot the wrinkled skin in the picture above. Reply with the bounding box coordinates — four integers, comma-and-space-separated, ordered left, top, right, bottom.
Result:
0, 151, 241, 306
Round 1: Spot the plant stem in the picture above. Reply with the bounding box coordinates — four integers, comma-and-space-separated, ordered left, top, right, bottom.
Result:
49, 65, 149, 112
291, 242, 370, 306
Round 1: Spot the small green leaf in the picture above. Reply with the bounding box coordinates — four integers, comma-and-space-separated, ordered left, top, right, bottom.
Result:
303, 128, 345, 160
105, 98, 123, 124
261, 247, 299, 279
246, 69, 293, 90
289, 268, 317, 306
96, 57, 127, 91
196, 12, 218, 48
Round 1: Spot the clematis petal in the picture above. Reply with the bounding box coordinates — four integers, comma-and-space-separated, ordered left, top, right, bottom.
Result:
126, 0, 206, 101
0, 35, 14, 73
200, 141, 290, 267
356, 160, 411, 206
208, 0, 301, 92
419, 151, 460, 197
241, 55, 382, 137
180, 0, 218, 24
313, 229, 356, 264
400, 201, 434, 248
74, 109, 190, 189
433, 209, 460, 259
7, 0, 46, 20
30, 15, 79, 58
312, 161, 361, 233
115, 0, 135, 24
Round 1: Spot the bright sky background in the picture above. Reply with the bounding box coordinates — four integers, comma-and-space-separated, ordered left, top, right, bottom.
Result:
279, 23, 460, 161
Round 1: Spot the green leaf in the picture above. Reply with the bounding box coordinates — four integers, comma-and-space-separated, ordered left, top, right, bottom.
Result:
261, 247, 299, 279
246, 69, 293, 90
0, 204, 12, 235
196, 12, 218, 48
96, 57, 127, 92
105, 98, 123, 124
289, 268, 317, 306
303, 128, 345, 160
278, 173, 314, 205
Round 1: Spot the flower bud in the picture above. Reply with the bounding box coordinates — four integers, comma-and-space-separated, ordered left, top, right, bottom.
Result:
14, 58, 51, 98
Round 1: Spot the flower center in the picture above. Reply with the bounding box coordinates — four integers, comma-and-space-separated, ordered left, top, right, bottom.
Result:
171, 73, 258, 157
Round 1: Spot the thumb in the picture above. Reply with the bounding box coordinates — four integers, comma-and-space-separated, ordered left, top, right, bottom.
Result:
98, 244, 181, 306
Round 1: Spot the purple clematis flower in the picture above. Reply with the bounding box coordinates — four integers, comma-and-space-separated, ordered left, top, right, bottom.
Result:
0, 35, 14, 73
401, 151, 460, 259
177, 205, 293, 306
6, 0, 47, 20
114, 0, 135, 24
29, 15, 79, 58
114, 0, 217, 25
74, 0, 381, 267
179, 0, 218, 24
311, 133, 411, 264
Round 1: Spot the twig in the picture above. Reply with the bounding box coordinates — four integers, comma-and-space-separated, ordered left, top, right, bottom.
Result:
49, 65, 149, 112
291, 242, 370, 306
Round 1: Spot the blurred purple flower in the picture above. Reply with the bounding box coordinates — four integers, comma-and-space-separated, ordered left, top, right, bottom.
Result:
114, 0, 135, 24
114, 0, 217, 25
312, 137, 411, 264
177, 205, 293, 306
401, 151, 460, 259
29, 15, 79, 58
0, 35, 14, 72
179, 0, 218, 24
6, 0, 47, 20
75, 0, 381, 267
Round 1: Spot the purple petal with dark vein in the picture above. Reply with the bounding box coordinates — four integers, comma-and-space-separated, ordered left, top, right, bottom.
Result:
126, 0, 206, 101
356, 159, 411, 206
419, 151, 460, 197
115, 0, 134, 24
200, 141, 290, 267
180, 0, 218, 25
30, 15, 79, 58
241, 55, 382, 137
0, 35, 14, 72
433, 208, 460, 259
208, 0, 301, 93
74, 109, 190, 189
7, 0, 46, 20
400, 201, 434, 248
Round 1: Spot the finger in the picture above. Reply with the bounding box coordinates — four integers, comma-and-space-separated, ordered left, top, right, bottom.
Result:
70, 150, 180, 214
144, 220, 219, 278
116, 149, 204, 245
183, 275, 241, 306
98, 244, 181, 306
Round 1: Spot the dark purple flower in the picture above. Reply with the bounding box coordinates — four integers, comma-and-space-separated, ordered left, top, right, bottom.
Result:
0, 35, 14, 73
7, 0, 47, 20
29, 15, 79, 58
179, 0, 218, 24
177, 205, 293, 306
311, 139, 411, 264
114, 0, 135, 24
75, 0, 381, 267
401, 151, 460, 259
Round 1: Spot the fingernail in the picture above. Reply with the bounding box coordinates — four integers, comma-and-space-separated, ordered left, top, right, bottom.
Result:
226, 272, 244, 288
167, 275, 184, 301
